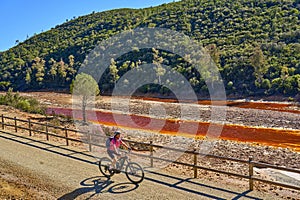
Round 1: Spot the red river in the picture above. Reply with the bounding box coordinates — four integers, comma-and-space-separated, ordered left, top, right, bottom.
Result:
47, 105, 300, 152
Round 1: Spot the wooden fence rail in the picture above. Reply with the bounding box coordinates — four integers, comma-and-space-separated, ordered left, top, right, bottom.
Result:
0, 114, 299, 191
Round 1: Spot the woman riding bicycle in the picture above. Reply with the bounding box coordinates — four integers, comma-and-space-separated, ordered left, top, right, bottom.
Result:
107, 131, 131, 170
100, 131, 144, 183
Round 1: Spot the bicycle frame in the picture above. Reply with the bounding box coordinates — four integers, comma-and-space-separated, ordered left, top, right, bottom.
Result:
116, 154, 130, 171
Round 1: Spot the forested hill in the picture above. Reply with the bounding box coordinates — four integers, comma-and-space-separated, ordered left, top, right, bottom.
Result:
0, 0, 299, 98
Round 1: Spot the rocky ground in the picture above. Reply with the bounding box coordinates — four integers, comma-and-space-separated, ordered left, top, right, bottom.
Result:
97, 98, 300, 130
19, 92, 299, 129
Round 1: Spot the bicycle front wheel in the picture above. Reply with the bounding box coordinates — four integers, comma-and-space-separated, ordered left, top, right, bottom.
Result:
99, 157, 114, 178
125, 162, 144, 184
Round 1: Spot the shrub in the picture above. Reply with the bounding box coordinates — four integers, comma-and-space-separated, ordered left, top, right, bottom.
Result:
16, 100, 31, 112
261, 79, 271, 89
0, 91, 46, 114
227, 81, 233, 89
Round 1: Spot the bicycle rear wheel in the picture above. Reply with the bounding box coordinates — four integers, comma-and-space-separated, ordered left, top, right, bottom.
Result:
125, 162, 144, 184
99, 157, 115, 178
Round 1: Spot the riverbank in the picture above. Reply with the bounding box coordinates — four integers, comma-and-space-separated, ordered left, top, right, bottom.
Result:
1, 91, 299, 150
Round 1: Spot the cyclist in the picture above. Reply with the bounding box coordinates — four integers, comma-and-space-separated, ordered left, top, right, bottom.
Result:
107, 131, 131, 171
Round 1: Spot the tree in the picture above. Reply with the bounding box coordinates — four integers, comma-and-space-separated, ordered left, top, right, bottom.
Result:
70, 73, 100, 122
250, 46, 268, 87
109, 58, 119, 85
152, 48, 165, 85
31, 57, 45, 86
66, 55, 76, 82
206, 44, 220, 67
48, 58, 58, 80
197, 50, 220, 92
58, 59, 67, 84
25, 70, 31, 84
68, 55, 75, 68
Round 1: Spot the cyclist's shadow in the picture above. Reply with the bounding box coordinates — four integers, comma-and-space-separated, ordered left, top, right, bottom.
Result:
58, 176, 139, 200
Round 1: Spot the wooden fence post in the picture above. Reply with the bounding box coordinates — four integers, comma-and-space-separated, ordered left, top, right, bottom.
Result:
14, 117, 17, 132
249, 157, 254, 191
1, 114, 4, 129
150, 140, 153, 167
65, 126, 69, 146
88, 133, 92, 152
28, 119, 32, 136
193, 148, 198, 178
45, 123, 49, 141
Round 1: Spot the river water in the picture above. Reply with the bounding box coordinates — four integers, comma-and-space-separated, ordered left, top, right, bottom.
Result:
47, 105, 300, 152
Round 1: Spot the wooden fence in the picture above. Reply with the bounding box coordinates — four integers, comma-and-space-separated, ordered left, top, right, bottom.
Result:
1, 114, 300, 191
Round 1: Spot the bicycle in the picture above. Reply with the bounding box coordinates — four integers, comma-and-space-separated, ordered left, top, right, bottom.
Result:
98, 150, 144, 184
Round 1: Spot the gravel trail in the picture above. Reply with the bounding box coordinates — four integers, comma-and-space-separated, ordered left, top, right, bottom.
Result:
0, 130, 287, 200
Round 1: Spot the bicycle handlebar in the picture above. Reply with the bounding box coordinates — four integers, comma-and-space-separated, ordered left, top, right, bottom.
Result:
118, 149, 131, 157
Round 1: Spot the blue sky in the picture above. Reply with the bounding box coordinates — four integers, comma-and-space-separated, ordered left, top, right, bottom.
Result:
0, 0, 176, 51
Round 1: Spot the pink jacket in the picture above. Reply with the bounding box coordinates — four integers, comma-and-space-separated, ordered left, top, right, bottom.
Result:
109, 138, 121, 151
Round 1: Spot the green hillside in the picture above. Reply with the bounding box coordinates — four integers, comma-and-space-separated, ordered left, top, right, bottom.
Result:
0, 0, 299, 98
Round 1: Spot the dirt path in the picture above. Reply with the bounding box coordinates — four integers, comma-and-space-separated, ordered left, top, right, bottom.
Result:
0, 130, 292, 200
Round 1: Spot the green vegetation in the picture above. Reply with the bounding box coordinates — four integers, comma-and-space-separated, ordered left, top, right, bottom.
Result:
71, 73, 100, 122
0, 0, 299, 98
0, 89, 45, 114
